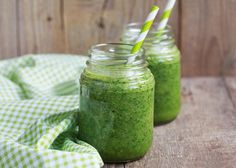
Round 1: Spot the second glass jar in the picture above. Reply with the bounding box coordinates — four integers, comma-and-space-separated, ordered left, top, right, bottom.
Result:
122, 23, 181, 125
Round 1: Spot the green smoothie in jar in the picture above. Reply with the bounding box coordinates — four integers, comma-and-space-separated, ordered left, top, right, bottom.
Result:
79, 43, 154, 162
122, 23, 181, 125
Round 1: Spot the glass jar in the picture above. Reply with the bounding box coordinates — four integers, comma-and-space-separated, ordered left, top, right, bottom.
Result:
78, 43, 155, 162
122, 23, 181, 125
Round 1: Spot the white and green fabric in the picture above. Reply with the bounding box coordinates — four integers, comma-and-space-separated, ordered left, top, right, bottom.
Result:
0, 54, 103, 168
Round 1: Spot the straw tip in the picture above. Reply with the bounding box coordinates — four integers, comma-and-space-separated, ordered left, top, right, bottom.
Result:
151, 5, 159, 11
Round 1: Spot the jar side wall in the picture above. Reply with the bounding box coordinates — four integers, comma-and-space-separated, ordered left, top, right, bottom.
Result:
148, 52, 181, 125
146, 45, 181, 63
79, 70, 154, 162
78, 43, 155, 162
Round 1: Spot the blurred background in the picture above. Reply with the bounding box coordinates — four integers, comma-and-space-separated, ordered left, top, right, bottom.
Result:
0, 0, 235, 76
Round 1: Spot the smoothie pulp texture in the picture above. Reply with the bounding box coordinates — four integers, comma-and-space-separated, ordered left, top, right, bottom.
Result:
79, 44, 155, 162
146, 45, 181, 124
122, 23, 181, 125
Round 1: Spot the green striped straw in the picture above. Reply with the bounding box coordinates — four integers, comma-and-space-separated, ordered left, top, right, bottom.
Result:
129, 5, 159, 62
157, 0, 176, 32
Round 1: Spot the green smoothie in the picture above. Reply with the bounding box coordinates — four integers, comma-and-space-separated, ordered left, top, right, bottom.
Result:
79, 70, 154, 162
146, 46, 181, 125
78, 43, 155, 162
121, 23, 181, 125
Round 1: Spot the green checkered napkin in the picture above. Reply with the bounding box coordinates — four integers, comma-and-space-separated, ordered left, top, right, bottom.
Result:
0, 54, 103, 168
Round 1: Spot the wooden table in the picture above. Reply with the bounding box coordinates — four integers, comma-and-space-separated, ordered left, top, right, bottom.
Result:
104, 77, 236, 168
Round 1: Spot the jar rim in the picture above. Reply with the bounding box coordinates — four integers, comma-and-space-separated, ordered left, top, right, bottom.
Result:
89, 43, 144, 58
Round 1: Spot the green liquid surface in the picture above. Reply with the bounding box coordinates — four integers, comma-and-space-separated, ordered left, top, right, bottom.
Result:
79, 71, 154, 162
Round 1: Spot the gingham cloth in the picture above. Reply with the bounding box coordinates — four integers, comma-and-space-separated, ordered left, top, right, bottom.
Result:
0, 54, 103, 168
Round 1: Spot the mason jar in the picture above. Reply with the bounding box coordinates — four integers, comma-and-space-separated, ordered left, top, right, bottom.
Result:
122, 23, 181, 125
78, 43, 155, 162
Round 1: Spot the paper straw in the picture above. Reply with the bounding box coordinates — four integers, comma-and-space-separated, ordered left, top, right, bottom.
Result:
157, 0, 176, 32
130, 5, 159, 54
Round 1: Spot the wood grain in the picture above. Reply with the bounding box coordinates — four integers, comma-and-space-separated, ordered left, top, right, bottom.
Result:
224, 77, 236, 109
181, 0, 236, 76
63, 0, 179, 55
0, 0, 236, 76
0, 0, 18, 59
18, 0, 65, 55
124, 78, 236, 168
63, 0, 105, 54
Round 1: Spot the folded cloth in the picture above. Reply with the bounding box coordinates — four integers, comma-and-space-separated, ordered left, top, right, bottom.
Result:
0, 54, 103, 168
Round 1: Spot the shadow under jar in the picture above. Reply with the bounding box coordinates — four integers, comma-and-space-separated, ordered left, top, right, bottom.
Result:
78, 43, 155, 162
122, 23, 181, 125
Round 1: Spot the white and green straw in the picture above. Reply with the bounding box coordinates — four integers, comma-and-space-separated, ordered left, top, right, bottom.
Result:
130, 5, 159, 55
157, 0, 176, 32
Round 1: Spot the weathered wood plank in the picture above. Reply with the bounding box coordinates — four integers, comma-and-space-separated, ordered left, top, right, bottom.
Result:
0, 0, 18, 59
63, 0, 179, 55
181, 0, 236, 76
1, 0, 236, 77
63, 0, 105, 55
18, 0, 65, 55
125, 78, 236, 168
224, 77, 236, 109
